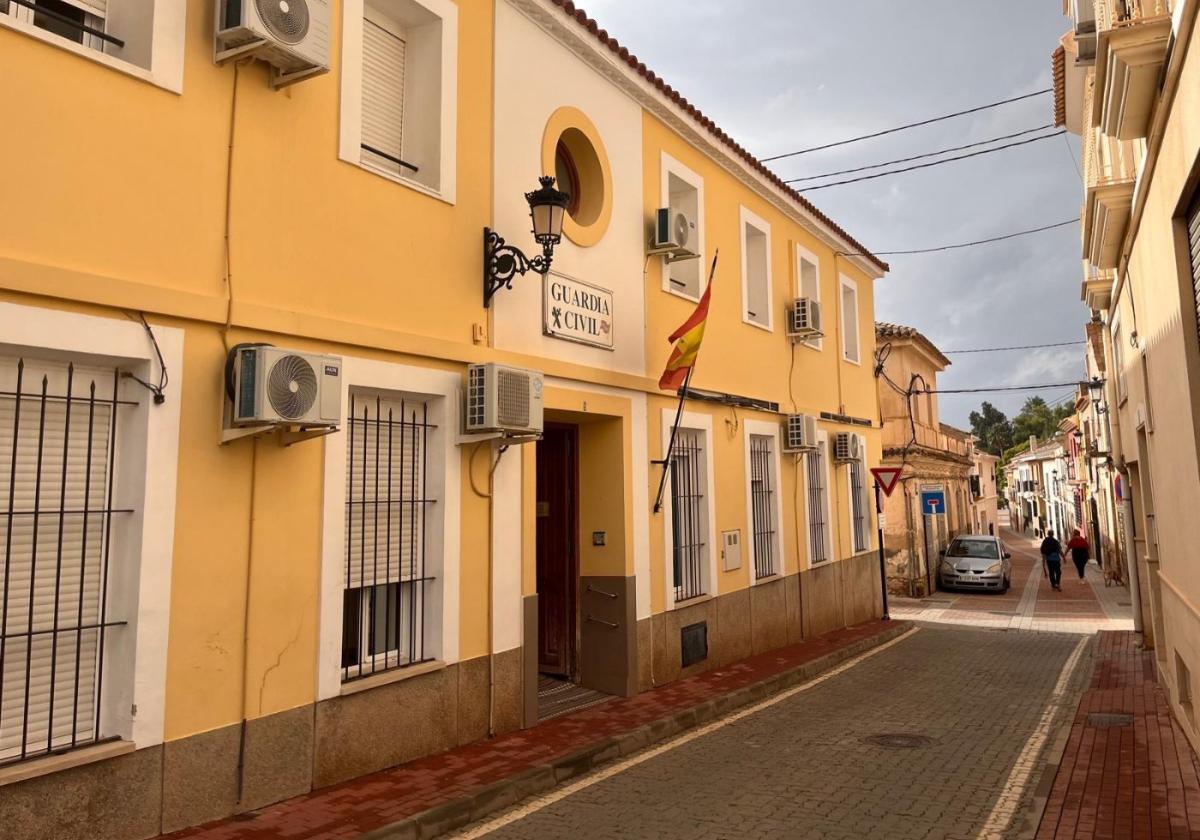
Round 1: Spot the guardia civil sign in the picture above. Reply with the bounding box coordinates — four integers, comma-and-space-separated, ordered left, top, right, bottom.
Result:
543, 273, 614, 350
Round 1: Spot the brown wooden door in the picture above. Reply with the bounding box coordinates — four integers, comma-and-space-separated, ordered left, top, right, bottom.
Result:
536, 425, 578, 677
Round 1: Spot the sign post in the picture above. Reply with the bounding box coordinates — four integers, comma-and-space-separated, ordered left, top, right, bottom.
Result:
870, 467, 903, 621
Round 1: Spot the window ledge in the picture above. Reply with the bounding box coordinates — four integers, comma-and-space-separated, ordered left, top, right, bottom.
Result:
340, 659, 447, 697
0, 17, 178, 94
0, 739, 134, 788
663, 283, 702, 304
354, 158, 454, 206
742, 317, 773, 333
670, 593, 713, 610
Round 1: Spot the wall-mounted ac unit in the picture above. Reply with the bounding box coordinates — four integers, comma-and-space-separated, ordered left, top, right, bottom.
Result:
466, 363, 544, 436
227, 345, 341, 427
786, 298, 823, 340
782, 414, 818, 453
649, 208, 700, 262
215, 0, 331, 87
833, 432, 861, 463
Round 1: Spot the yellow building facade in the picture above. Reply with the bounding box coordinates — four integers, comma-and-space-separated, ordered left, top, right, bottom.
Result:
0, 2, 887, 838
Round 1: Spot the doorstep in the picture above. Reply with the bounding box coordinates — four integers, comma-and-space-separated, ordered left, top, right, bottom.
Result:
164, 618, 908, 840
1030, 631, 1200, 839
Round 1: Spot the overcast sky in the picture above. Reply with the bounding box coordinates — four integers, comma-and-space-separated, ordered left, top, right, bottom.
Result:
583, 0, 1085, 428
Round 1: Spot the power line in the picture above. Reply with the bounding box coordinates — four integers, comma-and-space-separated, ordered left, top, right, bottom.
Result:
921, 382, 1083, 395
784, 124, 1056, 184
839, 218, 1078, 258
800, 130, 1066, 192
943, 339, 1086, 355
760, 88, 1053, 162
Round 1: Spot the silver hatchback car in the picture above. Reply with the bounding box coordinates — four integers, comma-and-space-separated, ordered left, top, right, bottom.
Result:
938, 535, 1012, 593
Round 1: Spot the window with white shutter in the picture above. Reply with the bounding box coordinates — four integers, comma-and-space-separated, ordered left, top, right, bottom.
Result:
341, 391, 436, 682
0, 355, 128, 766
342, 0, 457, 197
840, 276, 860, 364
361, 10, 410, 177
3, 0, 108, 51
1187, 190, 1200, 349
796, 245, 822, 350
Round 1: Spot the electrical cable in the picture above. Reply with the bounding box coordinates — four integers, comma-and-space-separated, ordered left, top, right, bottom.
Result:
783, 124, 1056, 184
799, 130, 1066, 192
760, 88, 1053, 162
919, 382, 1083, 395
1062, 132, 1082, 179
837, 219, 1078, 258
942, 340, 1086, 354
122, 312, 168, 404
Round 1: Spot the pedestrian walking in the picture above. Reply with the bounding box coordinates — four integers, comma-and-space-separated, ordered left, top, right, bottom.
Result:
1066, 529, 1091, 580
1040, 532, 1064, 591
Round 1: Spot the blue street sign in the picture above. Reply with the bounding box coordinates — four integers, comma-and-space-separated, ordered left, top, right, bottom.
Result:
920, 489, 947, 516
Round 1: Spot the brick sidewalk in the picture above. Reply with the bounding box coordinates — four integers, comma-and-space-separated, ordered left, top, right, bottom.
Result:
165, 619, 906, 840
1035, 631, 1200, 839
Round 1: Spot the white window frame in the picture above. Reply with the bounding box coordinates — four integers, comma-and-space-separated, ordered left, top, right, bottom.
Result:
739, 205, 773, 331
795, 243, 822, 351
0, 301, 183, 756
659, 151, 706, 303
0, 0, 185, 93
743, 420, 785, 584
804, 431, 834, 568
660, 410, 718, 610
847, 435, 871, 553
338, 0, 459, 204
1111, 313, 1127, 404
839, 275, 861, 365
318, 357, 461, 700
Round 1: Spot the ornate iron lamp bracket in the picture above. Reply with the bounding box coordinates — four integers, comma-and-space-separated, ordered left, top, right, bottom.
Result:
483, 227, 554, 308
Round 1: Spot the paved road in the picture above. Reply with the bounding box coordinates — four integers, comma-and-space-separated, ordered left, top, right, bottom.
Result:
449, 625, 1091, 840
890, 526, 1133, 635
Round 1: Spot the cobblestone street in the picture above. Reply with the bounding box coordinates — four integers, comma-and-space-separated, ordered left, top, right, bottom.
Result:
449, 626, 1090, 840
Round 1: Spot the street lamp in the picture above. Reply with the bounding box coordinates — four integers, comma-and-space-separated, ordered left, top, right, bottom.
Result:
1087, 376, 1108, 414
483, 176, 571, 308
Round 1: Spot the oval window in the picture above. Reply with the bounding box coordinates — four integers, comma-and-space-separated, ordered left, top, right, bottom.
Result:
555, 141, 582, 219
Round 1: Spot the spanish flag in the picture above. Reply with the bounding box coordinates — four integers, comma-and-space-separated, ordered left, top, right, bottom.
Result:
658, 252, 718, 391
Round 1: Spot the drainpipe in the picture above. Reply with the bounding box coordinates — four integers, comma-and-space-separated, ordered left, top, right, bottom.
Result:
1116, 466, 1144, 635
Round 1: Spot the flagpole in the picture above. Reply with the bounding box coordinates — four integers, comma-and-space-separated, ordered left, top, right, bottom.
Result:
653, 365, 694, 513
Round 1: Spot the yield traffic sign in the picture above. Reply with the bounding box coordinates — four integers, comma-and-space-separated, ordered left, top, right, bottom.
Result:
870, 467, 903, 497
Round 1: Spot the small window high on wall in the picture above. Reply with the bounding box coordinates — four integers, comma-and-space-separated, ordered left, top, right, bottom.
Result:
796, 245, 822, 350
840, 276, 860, 364
740, 206, 772, 330
661, 152, 705, 300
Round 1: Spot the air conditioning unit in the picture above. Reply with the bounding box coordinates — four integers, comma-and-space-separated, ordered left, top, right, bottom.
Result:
227, 345, 341, 427
833, 432, 861, 463
216, 0, 331, 87
786, 298, 823, 340
650, 208, 700, 262
782, 414, 819, 453
466, 363, 544, 436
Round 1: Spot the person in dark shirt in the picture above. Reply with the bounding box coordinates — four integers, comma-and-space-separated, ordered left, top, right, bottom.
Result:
1066, 530, 1091, 580
1040, 533, 1064, 591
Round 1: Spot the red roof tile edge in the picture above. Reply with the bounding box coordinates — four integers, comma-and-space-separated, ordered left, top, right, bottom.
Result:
547, 0, 890, 275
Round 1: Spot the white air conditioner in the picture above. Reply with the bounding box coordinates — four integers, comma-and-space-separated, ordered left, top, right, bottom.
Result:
782, 414, 819, 453
834, 432, 861, 463
466, 363, 544, 436
786, 298, 823, 340
215, 0, 331, 87
227, 345, 341, 427
649, 208, 700, 262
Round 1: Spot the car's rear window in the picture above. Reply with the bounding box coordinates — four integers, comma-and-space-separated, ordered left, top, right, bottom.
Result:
947, 540, 999, 559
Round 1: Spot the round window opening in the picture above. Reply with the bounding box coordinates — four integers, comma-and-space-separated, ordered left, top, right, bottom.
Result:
553, 128, 604, 227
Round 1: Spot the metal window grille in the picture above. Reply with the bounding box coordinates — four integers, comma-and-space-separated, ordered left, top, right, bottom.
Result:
670, 429, 706, 602
749, 435, 777, 579
850, 458, 868, 553
806, 443, 829, 564
1187, 190, 1200, 347
0, 357, 131, 766
342, 393, 436, 682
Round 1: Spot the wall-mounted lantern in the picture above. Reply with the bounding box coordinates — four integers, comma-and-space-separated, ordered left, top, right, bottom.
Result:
1086, 376, 1108, 414
483, 176, 571, 308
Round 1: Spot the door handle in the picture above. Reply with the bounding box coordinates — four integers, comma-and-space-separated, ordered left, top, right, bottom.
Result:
586, 614, 619, 628
586, 584, 618, 600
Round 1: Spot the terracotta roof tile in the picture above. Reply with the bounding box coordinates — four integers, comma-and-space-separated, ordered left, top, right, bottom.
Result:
1053, 45, 1067, 127
545, 0, 888, 274
875, 321, 951, 368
